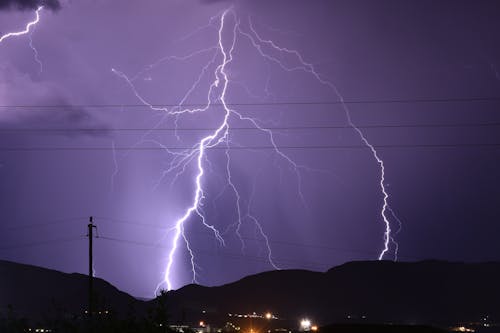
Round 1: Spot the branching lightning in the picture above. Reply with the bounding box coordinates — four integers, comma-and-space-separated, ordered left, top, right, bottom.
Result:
388, 206, 403, 261
115, 9, 297, 292
1, 6, 44, 74
0, 6, 43, 43
240, 16, 400, 261
114, 7, 402, 292
29, 28, 43, 74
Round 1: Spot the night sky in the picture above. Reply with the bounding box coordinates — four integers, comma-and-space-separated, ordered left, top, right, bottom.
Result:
1, 0, 500, 298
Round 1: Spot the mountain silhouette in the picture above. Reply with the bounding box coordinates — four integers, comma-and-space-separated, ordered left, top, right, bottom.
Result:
161, 260, 500, 326
2, 259, 500, 329
0, 259, 141, 320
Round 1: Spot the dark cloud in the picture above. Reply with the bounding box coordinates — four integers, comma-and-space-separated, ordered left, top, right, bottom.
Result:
0, 67, 110, 137
18, 106, 112, 138
0, 0, 60, 11
2, 105, 112, 138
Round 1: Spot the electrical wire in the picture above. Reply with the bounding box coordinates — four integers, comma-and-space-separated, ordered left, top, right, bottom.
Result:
1, 122, 500, 133
1, 96, 500, 109
1, 143, 500, 152
0, 236, 86, 251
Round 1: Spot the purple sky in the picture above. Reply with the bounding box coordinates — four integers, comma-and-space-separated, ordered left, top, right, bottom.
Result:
1, 0, 500, 298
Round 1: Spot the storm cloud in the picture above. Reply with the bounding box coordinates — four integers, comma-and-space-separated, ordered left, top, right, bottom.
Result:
0, 0, 60, 11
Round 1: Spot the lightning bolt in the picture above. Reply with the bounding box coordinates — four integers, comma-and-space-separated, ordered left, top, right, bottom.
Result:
245, 173, 280, 270
160, 10, 236, 291
29, 28, 43, 74
388, 206, 403, 261
115, 6, 402, 292
0, 6, 43, 43
240, 16, 400, 260
115, 8, 304, 292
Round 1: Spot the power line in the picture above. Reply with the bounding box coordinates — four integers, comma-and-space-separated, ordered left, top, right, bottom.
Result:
96, 228, 421, 261
96, 235, 335, 269
1, 122, 500, 133
97, 217, 361, 252
96, 217, 385, 256
96, 217, 171, 230
96, 234, 420, 268
0, 236, 86, 251
1, 96, 500, 109
98, 236, 166, 249
1, 217, 87, 231
0, 215, 403, 259
1, 143, 500, 152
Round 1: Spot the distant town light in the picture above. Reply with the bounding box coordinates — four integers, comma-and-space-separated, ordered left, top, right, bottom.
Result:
453, 327, 475, 333
200, 321, 205, 327
300, 319, 312, 331
265, 312, 272, 320
311, 326, 318, 332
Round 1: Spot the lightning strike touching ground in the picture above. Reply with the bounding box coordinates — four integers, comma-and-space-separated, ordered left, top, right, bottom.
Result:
114, 8, 305, 292
0, 6, 43, 43
158, 7, 234, 288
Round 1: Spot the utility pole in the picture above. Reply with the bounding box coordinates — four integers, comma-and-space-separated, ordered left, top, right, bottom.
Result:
87, 216, 97, 320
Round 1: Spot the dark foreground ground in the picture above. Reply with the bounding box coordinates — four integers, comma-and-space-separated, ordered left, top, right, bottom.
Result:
322, 323, 500, 333
322, 324, 445, 332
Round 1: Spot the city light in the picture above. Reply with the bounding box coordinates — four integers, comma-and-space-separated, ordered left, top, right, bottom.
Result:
300, 319, 312, 331
452, 327, 475, 333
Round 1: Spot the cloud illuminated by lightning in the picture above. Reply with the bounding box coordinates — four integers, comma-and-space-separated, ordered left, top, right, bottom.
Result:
0, 6, 43, 43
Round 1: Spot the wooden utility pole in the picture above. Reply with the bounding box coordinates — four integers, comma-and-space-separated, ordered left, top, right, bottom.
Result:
88, 216, 97, 319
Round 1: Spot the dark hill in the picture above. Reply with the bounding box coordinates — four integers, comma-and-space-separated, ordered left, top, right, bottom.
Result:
0, 260, 142, 320
2, 259, 500, 328
162, 260, 500, 326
